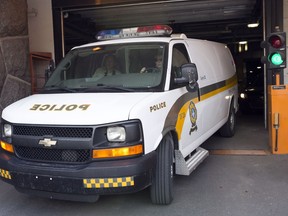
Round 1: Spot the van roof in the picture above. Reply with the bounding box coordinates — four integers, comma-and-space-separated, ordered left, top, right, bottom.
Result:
72, 25, 195, 50
73, 36, 184, 50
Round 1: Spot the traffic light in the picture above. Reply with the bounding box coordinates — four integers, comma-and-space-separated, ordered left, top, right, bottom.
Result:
266, 32, 286, 69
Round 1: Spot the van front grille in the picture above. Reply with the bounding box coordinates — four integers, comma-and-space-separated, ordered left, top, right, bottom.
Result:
14, 146, 91, 163
13, 125, 93, 138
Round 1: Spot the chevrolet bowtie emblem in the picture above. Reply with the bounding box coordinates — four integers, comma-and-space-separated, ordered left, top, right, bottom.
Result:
39, 138, 57, 147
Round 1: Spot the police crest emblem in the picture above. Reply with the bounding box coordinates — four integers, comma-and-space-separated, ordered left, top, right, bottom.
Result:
189, 101, 198, 134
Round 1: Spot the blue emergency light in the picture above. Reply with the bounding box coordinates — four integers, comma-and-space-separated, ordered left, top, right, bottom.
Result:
96, 25, 173, 40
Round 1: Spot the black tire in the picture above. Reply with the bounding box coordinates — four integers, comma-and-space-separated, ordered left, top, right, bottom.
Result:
219, 104, 236, 137
150, 134, 174, 205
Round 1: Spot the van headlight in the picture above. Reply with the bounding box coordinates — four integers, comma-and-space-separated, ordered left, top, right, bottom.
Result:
92, 121, 143, 159
3, 124, 12, 137
107, 126, 126, 142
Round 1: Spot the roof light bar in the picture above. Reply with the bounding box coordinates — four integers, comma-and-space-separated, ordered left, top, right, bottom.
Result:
96, 25, 173, 40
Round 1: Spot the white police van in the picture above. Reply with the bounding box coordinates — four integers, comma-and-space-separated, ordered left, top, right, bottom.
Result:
0, 25, 238, 204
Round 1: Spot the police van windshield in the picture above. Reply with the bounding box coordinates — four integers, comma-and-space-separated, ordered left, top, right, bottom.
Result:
44, 42, 167, 93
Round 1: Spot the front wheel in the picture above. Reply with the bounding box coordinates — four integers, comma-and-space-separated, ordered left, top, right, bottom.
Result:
150, 134, 174, 205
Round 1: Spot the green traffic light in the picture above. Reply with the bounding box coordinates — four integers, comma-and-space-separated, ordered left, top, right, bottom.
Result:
270, 52, 284, 65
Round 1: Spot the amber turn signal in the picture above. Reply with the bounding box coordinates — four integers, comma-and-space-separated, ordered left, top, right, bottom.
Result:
93, 144, 143, 159
0, 141, 14, 153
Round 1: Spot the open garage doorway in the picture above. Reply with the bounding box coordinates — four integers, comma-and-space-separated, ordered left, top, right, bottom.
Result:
52, 0, 263, 59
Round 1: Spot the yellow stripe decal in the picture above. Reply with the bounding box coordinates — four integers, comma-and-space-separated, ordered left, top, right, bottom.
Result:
83, 176, 134, 189
201, 74, 237, 100
171, 74, 237, 140
0, 169, 11, 180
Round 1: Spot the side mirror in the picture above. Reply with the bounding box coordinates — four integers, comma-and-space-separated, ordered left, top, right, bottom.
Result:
45, 60, 55, 81
174, 63, 199, 92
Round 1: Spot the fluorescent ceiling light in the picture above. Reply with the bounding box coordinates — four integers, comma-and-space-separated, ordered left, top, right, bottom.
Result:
248, 22, 259, 28
239, 41, 247, 45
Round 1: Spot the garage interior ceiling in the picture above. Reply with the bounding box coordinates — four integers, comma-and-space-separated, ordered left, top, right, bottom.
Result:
62, 0, 262, 48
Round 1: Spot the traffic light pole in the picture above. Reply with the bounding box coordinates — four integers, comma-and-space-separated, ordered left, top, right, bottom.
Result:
261, 31, 286, 85
264, 31, 288, 154
263, 0, 288, 154
264, 0, 284, 85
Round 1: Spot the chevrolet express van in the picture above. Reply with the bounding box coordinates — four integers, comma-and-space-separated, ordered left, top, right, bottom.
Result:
0, 25, 238, 204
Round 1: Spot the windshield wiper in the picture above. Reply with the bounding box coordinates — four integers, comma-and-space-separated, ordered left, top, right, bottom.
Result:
80, 84, 134, 92
42, 86, 77, 93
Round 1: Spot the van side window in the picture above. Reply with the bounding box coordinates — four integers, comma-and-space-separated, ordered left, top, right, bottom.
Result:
170, 44, 190, 89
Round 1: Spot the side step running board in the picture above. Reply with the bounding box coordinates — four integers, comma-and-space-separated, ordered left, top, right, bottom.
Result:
175, 147, 209, 176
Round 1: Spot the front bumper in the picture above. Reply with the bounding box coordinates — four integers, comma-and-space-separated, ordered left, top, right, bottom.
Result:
0, 150, 156, 201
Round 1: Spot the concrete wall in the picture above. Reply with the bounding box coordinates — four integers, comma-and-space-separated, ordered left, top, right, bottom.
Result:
0, 0, 31, 115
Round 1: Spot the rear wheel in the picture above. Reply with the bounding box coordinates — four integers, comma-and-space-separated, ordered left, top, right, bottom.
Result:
150, 134, 174, 205
219, 103, 236, 137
